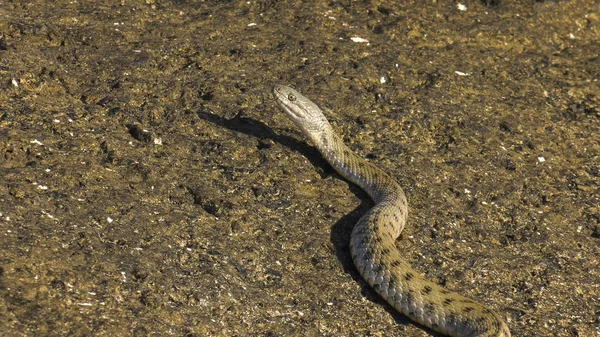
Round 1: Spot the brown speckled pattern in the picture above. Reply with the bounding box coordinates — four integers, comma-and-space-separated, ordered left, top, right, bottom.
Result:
273, 85, 510, 337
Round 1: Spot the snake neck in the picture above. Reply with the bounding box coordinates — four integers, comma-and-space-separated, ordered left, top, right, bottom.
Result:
313, 132, 406, 206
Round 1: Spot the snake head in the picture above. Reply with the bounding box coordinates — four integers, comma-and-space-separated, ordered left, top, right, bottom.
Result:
273, 85, 333, 144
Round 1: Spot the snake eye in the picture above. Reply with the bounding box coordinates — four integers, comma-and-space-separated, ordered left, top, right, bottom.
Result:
288, 94, 296, 102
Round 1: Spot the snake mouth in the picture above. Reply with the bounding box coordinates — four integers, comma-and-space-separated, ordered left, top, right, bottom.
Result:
278, 102, 303, 121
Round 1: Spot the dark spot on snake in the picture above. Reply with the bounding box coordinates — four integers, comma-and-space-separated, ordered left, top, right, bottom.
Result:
440, 289, 452, 295
404, 292, 414, 308
404, 272, 414, 281
422, 285, 432, 294
381, 247, 390, 255
391, 260, 401, 267
463, 307, 474, 313
443, 298, 455, 306
423, 303, 435, 315
482, 307, 495, 314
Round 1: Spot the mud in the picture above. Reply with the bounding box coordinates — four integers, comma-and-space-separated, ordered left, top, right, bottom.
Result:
0, 1, 599, 336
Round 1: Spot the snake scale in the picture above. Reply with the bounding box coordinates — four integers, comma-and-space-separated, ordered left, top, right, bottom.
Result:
273, 85, 510, 337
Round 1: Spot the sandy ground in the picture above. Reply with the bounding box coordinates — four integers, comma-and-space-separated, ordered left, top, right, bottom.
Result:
0, 1, 599, 336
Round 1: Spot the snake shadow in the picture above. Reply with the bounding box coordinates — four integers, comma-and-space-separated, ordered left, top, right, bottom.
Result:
196, 107, 446, 337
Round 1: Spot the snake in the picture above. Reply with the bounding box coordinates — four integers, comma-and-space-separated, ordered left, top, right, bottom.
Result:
273, 85, 511, 337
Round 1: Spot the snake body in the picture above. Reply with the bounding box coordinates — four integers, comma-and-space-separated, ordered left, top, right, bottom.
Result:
273, 85, 510, 337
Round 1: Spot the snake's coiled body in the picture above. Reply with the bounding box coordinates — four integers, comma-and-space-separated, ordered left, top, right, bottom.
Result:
273, 85, 510, 337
